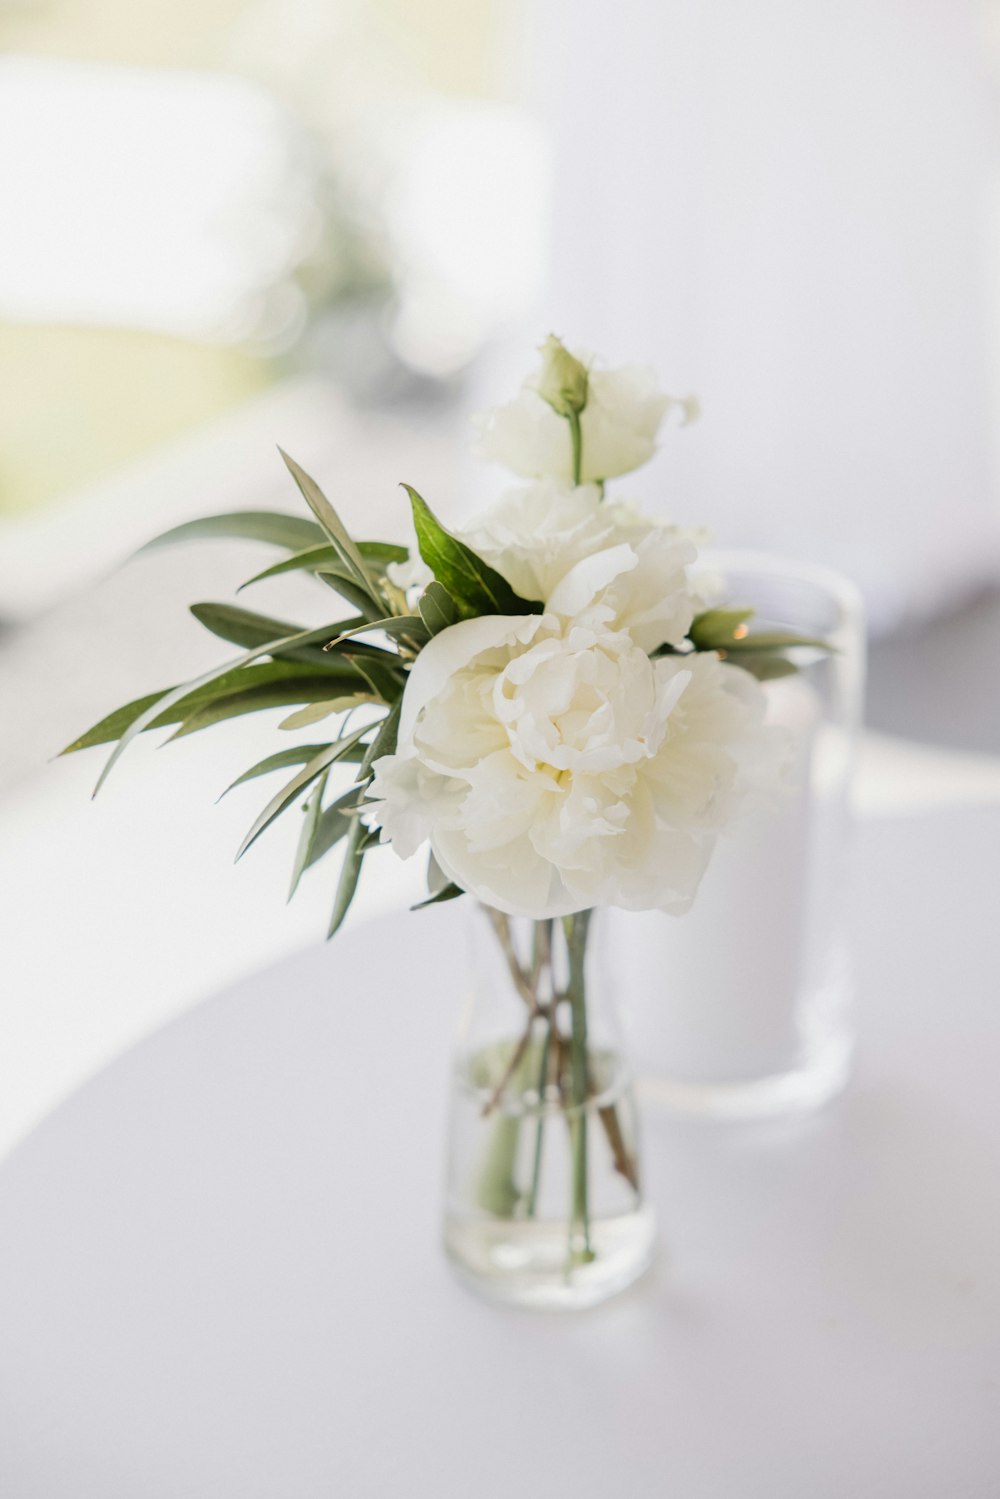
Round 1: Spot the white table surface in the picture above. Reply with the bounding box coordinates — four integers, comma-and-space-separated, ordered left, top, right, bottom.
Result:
0, 806, 998, 1497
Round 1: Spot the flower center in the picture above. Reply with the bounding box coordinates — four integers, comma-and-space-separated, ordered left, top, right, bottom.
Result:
492, 628, 660, 776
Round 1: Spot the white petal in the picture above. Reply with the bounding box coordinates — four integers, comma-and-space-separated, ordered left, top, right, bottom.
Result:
546, 543, 638, 618
398, 612, 543, 747
430, 826, 584, 919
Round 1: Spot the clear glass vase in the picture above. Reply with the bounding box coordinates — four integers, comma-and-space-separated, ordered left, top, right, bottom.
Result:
443, 905, 654, 1310
606, 551, 866, 1119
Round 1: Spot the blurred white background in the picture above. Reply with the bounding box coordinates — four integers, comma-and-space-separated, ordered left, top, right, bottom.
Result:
2, 0, 1000, 1149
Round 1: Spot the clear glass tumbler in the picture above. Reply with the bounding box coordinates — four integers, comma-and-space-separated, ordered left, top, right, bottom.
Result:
606, 551, 866, 1120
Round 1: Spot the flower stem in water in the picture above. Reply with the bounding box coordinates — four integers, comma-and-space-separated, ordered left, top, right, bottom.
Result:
526, 1017, 552, 1218
526, 919, 554, 1218
565, 910, 595, 1264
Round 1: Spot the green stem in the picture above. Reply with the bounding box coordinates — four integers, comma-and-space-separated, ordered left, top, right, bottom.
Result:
565, 909, 595, 1264
526, 1017, 552, 1218
568, 410, 583, 487
526, 919, 553, 1218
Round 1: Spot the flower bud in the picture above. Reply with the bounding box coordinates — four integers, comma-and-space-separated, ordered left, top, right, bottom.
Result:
535, 335, 589, 418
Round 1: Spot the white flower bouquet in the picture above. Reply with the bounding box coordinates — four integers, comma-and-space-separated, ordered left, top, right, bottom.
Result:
67, 337, 825, 1306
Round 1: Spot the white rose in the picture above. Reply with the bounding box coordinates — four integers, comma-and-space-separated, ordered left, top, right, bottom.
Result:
473, 355, 696, 483
460, 480, 698, 651
367, 582, 778, 918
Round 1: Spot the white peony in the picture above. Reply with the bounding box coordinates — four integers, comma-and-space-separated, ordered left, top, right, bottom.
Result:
473, 354, 696, 483
367, 557, 779, 919
386, 551, 434, 598
460, 480, 699, 652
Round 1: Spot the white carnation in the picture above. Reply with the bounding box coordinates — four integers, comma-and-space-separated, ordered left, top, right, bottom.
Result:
367, 570, 778, 919
460, 480, 698, 652
473, 355, 696, 483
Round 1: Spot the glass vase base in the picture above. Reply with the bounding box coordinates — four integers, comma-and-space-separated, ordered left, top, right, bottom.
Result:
637, 1033, 853, 1122
444, 1205, 656, 1311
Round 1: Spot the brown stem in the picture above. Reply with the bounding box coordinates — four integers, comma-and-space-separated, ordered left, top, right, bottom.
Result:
581, 1054, 638, 1190
597, 1099, 639, 1191
483, 907, 539, 1011
481, 1012, 537, 1118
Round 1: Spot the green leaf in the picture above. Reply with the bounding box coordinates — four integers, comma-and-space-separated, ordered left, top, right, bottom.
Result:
358, 541, 409, 567
689, 608, 756, 651
328, 810, 369, 939
168, 675, 362, 739
315, 569, 387, 621
323, 615, 429, 651
193, 602, 404, 678
724, 653, 801, 682
190, 602, 361, 670
63, 662, 350, 753
360, 700, 401, 776
64, 687, 176, 754
278, 449, 379, 600
727, 629, 833, 653
418, 580, 459, 636
278, 695, 373, 730
304, 786, 364, 871
235, 728, 369, 861
91, 621, 354, 795
404, 485, 540, 620
238, 544, 341, 590
344, 651, 405, 705
288, 770, 329, 902
411, 882, 464, 910
239, 540, 410, 593
320, 633, 409, 668
138, 510, 325, 555
219, 744, 339, 797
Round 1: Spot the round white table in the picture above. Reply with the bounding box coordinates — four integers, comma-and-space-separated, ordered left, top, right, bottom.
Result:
1, 807, 998, 1496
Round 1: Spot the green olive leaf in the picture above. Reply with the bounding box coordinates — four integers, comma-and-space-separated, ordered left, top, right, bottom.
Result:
138, 511, 325, 555
404, 485, 540, 620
